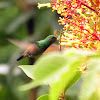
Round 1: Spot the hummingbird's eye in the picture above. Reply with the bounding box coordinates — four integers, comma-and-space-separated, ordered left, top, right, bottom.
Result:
51, 36, 57, 42
52, 36, 57, 39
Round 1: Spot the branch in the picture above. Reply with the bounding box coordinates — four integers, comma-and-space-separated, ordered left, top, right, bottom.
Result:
81, 2, 98, 14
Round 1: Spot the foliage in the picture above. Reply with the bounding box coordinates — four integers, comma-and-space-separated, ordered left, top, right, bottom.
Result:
19, 49, 100, 100
37, 94, 49, 100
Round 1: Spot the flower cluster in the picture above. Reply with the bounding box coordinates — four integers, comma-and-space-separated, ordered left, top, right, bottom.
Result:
38, 0, 100, 51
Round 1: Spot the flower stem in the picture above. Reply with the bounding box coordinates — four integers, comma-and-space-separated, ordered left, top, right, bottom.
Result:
59, 30, 63, 52
81, 2, 98, 14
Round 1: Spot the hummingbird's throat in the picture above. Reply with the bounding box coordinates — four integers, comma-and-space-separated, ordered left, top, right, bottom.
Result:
38, 39, 54, 51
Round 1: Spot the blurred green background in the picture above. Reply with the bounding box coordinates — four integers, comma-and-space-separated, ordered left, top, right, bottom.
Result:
0, 0, 62, 100
0, 0, 99, 100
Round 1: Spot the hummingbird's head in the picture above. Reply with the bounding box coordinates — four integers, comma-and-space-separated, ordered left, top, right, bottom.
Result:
46, 35, 57, 43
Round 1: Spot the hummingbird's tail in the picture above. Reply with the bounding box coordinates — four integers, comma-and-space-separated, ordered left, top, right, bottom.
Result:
17, 55, 24, 61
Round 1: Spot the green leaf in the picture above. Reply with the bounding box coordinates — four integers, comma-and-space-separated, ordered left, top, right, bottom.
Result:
37, 94, 49, 100
18, 65, 34, 79
18, 80, 41, 91
66, 71, 82, 89
18, 49, 93, 91
33, 52, 67, 81
49, 57, 84, 100
79, 58, 100, 100
19, 52, 68, 90
19, 49, 98, 92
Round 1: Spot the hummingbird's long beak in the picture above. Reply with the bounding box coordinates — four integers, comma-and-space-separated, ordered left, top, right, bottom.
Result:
17, 55, 24, 61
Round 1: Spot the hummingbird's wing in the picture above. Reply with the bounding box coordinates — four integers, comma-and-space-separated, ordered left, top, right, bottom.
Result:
17, 43, 40, 61
8, 39, 31, 50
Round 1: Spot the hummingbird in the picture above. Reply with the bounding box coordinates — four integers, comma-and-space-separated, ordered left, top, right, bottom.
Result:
16, 35, 57, 61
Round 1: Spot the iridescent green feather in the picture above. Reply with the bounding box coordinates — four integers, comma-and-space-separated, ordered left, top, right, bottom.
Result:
37, 35, 57, 51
